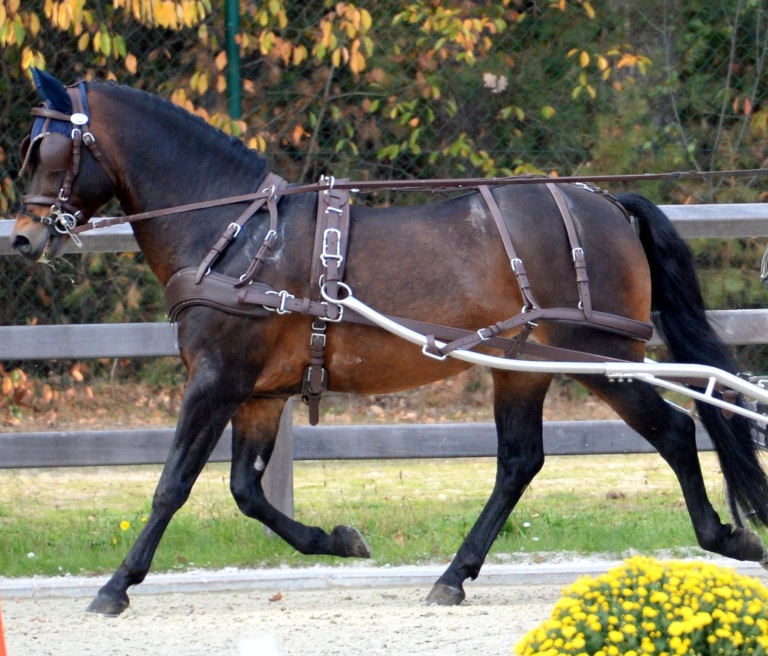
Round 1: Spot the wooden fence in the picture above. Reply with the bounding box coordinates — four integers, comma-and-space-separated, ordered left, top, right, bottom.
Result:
2, 204, 768, 514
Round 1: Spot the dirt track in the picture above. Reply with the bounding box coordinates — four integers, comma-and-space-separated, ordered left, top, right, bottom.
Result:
4, 583, 560, 656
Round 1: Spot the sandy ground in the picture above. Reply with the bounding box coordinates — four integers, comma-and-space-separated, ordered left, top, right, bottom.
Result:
3, 583, 559, 656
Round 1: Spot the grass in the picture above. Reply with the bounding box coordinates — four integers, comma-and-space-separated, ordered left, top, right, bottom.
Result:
0, 451, 751, 578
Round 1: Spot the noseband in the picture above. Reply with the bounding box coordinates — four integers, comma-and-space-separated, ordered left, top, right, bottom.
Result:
21, 83, 117, 246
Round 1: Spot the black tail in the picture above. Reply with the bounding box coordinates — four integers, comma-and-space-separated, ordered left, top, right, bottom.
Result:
618, 192, 768, 528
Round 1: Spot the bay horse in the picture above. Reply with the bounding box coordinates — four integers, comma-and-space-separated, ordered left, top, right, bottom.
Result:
9, 70, 768, 616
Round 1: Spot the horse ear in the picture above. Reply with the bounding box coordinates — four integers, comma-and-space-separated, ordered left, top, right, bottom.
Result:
31, 68, 73, 114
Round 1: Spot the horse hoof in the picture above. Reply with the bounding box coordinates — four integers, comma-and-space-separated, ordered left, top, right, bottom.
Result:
425, 583, 465, 606
86, 591, 129, 617
331, 525, 372, 558
732, 527, 768, 562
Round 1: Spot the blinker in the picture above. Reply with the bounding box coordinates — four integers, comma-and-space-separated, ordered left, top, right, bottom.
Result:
19, 135, 30, 163
38, 132, 72, 172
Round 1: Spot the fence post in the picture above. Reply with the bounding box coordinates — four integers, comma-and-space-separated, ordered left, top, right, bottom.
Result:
224, 0, 242, 120
262, 398, 295, 528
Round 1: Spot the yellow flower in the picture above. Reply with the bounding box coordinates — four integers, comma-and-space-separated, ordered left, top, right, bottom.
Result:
608, 631, 624, 643
561, 626, 577, 639
643, 607, 659, 618
667, 622, 684, 637
120, 520, 130, 531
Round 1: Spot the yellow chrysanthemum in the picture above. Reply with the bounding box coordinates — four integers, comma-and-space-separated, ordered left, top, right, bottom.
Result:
513, 557, 768, 656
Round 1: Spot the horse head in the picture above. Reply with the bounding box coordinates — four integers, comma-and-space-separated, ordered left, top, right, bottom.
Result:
11, 69, 117, 261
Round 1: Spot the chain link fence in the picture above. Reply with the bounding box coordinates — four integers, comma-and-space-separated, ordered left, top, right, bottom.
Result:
1, 0, 768, 376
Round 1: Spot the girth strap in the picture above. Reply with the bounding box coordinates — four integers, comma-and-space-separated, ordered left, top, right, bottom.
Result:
303, 179, 351, 425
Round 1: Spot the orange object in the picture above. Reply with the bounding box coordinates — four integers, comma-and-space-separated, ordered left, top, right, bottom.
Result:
0, 590, 7, 656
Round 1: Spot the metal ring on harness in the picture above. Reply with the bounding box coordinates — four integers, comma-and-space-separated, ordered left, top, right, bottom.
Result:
52, 209, 78, 235
320, 281, 352, 303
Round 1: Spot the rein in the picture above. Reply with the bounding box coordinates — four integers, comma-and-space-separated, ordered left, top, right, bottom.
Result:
21, 87, 751, 424
69, 167, 768, 236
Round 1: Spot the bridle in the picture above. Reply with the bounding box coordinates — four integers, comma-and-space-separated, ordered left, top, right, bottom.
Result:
20, 82, 117, 247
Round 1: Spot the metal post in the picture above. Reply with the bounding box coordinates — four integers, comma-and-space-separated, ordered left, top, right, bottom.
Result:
225, 0, 242, 119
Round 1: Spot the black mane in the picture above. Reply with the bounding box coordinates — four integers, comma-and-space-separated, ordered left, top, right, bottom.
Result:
91, 81, 270, 177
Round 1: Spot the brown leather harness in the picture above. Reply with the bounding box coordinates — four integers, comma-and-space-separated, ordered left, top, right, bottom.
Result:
159, 173, 653, 424
21, 85, 664, 425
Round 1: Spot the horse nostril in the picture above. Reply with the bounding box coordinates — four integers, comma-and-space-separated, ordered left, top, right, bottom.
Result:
12, 235, 32, 254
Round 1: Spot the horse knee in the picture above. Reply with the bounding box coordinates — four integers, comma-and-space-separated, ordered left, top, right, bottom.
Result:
151, 485, 191, 515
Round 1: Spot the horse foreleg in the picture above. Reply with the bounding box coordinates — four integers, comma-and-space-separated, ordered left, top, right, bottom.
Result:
426, 372, 553, 606
574, 375, 768, 564
86, 366, 254, 616
230, 397, 371, 558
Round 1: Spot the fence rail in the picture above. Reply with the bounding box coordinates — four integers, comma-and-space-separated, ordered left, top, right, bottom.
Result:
3, 204, 768, 517
0, 420, 714, 469
1, 205, 767, 463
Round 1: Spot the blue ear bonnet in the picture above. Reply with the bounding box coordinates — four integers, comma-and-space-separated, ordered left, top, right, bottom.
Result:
31, 84, 90, 140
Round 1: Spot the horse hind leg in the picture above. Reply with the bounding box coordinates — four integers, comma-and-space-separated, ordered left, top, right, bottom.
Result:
426, 371, 553, 606
572, 374, 768, 563
229, 397, 371, 559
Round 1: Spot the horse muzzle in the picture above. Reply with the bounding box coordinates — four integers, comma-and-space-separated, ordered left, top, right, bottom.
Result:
10, 215, 65, 262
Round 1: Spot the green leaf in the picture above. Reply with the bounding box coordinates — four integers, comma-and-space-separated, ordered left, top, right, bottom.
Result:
101, 32, 112, 57
13, 22, 24, 45
115, 35, 127, 59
